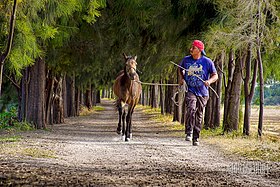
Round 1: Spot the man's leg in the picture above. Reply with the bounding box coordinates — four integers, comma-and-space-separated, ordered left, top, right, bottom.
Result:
185, 92, 197, 139
193, 96, 209, 143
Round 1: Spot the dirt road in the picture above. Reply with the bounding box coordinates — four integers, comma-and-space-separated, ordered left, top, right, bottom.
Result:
0, 100, 279, 186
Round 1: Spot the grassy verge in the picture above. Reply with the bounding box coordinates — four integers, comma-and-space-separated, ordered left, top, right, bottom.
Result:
80, 105, 105, 116
0, 135, 21, 143
139, 104, 280, 162
0, 143, 57, 159
21, 148, 57, 158
201, 128, 280, 162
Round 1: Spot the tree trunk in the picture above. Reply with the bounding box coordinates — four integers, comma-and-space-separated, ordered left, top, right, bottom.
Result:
257, 48, 264, 137
204, 93, 213, 129
165, 79, 174, 115
141, 88, 145, 105
243, 44, 258, 135
223, 49, 235, 131
256, 0, 264, 138
19, 67, 29, 122
214, 52, 224, 128
92, 87, 97, 106
145, 86, 149, 106
62, 75, 68, 118
75, 88, 81, 116
21, 58, 46, 129
159, 79, 165, 115
96, 90, 101, 104
45, 71, 55, 125
151, 81, 158, 109
0, 0, 17, 96
85, 85, 92, 110
53, 76, 64, 123
205, 52, 223, 129
223, 52, 245, 132
174, 70, 185, 123
65, 75, 76, 117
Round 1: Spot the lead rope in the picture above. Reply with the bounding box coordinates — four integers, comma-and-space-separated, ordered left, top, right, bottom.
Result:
133, 80, 183, 106
134, 80, 179, 86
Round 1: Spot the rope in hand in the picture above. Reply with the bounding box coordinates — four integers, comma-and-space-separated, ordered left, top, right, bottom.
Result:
134, 80, 179, 86
171, 85, 186, 106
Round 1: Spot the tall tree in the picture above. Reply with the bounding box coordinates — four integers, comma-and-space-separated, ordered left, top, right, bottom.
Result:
0, 0, 17, 95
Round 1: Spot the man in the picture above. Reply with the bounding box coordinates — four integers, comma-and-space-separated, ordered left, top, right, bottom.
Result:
178, 40, 218, 146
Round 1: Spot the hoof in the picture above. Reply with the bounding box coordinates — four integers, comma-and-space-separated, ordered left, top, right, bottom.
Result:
125, 138, 130, 142
116, 130, 121, 135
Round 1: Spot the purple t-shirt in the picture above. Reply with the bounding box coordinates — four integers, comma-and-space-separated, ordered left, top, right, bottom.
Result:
180, 55, 217, 97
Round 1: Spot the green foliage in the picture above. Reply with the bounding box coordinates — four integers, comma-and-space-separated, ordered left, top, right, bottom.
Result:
253, 83, 280, 105
83, 0, 105, 23
0, 106, 34, 131
0, 105, 18, 128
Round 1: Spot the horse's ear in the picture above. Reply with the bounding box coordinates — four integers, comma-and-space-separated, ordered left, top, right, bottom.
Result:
123, 53, 127, 60
134, 55, 137, 61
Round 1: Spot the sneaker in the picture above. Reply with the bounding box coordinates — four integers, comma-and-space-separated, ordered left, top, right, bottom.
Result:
193, 139, 199, 146
185, 135, 192, 141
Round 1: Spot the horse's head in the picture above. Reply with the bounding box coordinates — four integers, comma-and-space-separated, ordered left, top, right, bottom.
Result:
123, 53, 138, 80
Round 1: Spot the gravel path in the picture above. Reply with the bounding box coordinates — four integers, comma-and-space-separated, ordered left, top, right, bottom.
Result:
0, 99, 279, 186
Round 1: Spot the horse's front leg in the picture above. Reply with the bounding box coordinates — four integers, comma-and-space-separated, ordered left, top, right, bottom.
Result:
117, 105, 122, 134
125, 104, 135, 141
122, 109, 126, 140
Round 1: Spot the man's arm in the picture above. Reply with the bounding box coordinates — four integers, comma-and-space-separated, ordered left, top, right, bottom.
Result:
204, 73, 218, 87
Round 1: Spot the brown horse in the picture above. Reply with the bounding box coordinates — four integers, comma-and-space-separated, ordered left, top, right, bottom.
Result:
113, 53, 142, 141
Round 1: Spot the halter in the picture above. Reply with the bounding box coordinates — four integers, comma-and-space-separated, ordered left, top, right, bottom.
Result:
125, 57, 137, 80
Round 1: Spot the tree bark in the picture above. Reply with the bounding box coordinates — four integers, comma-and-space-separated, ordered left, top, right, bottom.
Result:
223, 49, 235, 132
62, 75, 68, 118
257, 48, 264, 137
223, 52, 245, 132
174, 69, 185, 123
256, 0, 264, 138
159, 79, 165, 115
64, 75, 76, 117
85, 85, 92, 110
151, 81, 158, 109
165, 79, 174, 115
0, 0, 17, 96
21, 58, 46, 129
53, 76, 64, 123
19, 67, 29, 122
243, 44, 258, 135
96, 90, 101, 104
214, 51, 224, 128
204, 52, 223, 129
45, 71, 55, 125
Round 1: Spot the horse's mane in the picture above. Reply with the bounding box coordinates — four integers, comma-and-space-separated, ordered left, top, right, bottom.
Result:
116, 70, 125, 77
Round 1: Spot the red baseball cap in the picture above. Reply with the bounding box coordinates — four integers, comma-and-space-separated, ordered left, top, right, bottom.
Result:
192, 40, 206, 55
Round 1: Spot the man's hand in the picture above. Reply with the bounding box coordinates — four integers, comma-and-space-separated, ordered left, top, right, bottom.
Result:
204, 80, 211, 87
178, 78, 184, 85
204, 73, 218, 87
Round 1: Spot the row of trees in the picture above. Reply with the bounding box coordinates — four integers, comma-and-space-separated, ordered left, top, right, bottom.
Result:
1, 0, 279, 137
